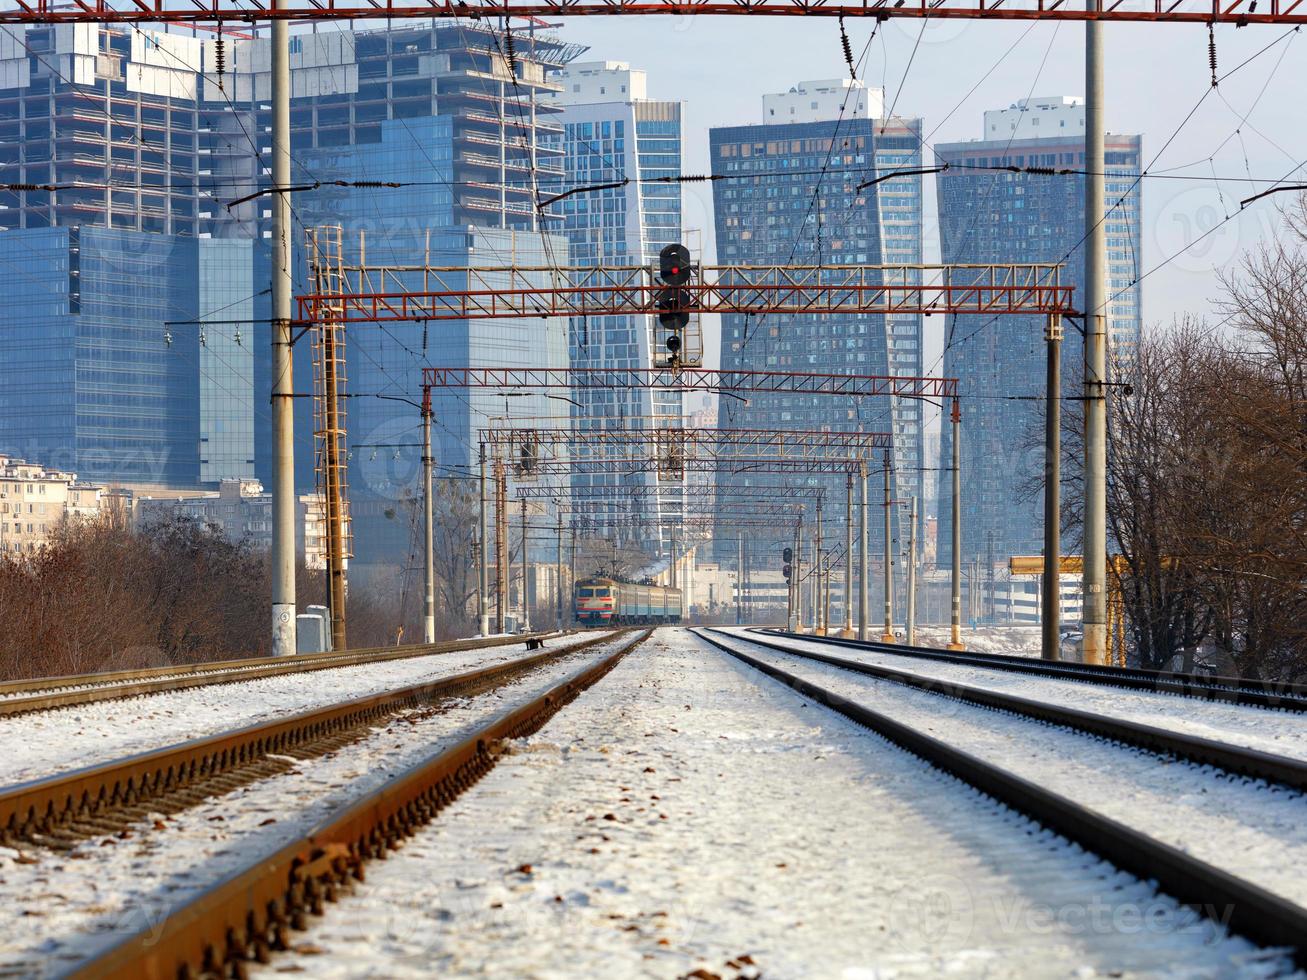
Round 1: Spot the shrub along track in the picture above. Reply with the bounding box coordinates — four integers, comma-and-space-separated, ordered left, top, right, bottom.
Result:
0, 630, 570, 718
59, 628, 650, 980
0, 630, 627, 850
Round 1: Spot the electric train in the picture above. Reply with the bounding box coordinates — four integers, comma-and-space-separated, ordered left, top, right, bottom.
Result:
574, 577, 682, 626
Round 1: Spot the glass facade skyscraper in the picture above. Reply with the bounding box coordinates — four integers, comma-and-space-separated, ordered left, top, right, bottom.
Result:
873, 115, 926, 536
0, 224, 254, 487
709, 112, 895, 564
0, 25, 254, 487
934, 97, 1143, 574
709, 80, 925, 576
541, 62, 685, 553
284, 27, 579, 573
0, 21, 582, 578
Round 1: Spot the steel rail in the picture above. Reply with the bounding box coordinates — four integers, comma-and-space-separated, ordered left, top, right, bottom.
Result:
67, 629, 650, 980
0, 630, 627, 846
0, 631, 566, 718
761, 629, 1307, 712
717, 629, 1307, 791
693, 629, 1307, 967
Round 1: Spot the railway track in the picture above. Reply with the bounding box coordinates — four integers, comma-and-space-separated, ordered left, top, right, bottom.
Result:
53, 628, 649, 980
763, 628, 1307, 712
0, 630, 568, 718
0, 630, 624, 849
726, 629, 1307, 790
697, 628, 1307, 966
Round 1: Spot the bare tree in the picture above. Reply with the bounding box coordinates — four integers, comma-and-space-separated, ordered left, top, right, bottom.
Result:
431, 477, 479, 637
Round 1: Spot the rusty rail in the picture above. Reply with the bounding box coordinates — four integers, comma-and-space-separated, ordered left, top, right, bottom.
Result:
0, 630, 572, 718
65, 628, 649, 979
1, 630, 626, 846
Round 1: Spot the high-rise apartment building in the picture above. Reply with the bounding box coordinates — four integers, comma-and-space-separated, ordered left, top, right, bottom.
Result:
710, 79, 925, 573
934, 96, 1143, 574
0, 21, 583, 576
282, 24, 581, 572
0, 25, 259, 488
540, 61, 685, 553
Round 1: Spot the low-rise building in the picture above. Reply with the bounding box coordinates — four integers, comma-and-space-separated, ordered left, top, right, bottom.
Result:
0, 453, 104, 554
135, 479, 328, 569
0, 456, 327, 567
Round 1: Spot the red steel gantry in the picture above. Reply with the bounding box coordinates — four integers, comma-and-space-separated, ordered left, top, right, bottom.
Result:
298, 263, 1074, 326
4, 1, 1301, 26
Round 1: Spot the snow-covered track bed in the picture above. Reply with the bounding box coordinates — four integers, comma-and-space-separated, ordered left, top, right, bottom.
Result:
8, 630, 650, 980
0, 631, 629, 850
761, 628, 1307, 712
722, 629, 1307, 789
0, 630, 569, 717
700, 628, 1307, 965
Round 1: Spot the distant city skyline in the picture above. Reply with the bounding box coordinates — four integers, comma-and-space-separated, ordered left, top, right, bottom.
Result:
558, 18, 1303, 396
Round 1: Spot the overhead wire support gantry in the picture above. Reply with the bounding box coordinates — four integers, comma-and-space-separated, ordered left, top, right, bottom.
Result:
514, 483, 827, 502
480, 426, 893, 464
493, 457, 871, 476
6, 1, 1304, 26
297, 263, 1075, 325
429, 367, 957, 400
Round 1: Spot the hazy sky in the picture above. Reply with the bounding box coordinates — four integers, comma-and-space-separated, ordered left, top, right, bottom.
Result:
553, 16, 1306, 380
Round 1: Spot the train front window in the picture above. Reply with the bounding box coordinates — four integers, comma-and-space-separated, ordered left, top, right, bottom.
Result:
579, 588, 596, 597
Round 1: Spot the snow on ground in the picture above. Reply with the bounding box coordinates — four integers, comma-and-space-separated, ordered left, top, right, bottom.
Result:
258, 627, 1292, 979
709, 630, 1307, 908
913, 625, 1044, 657
0, 632, 612, 785
731, 629, 1307, 763
0, 637, 631, 979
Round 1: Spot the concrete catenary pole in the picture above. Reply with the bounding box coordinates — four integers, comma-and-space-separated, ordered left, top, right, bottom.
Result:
823, 556, 832, 634
814, 499, 824, 634
789, 517, 799, 632
784, 531, 793, 629
1043, 313, 1064, 660
422, 393, 435, 644
809, 536, 818, 632
844, 471, 853, 636
569, 523, 577, 627
269, 7, 296, 657
1083, 5, 1109, 665
881, 452, 895, 642
907, 495, 918, 645
495, 463, 506, 634
858, 462, 869, 641
519, 497, 530, 633
948, 398, 965, 650
478, 443, 490, 636
555, 512, 564, 631
736, 538, 743, 625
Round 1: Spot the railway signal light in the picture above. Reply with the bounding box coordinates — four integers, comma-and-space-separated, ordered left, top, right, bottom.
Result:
657, 287, 691, 331
782, 547, 793, 582
659, 243, 691, 286
783, 563, 792, 581
657, 243, 692, 336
